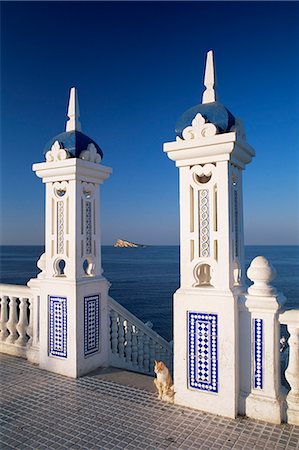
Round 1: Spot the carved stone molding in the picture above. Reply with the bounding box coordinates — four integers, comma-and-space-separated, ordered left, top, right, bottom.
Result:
46, 141, 69, 162
79, 143, 101, 163
177, 114, 218, 142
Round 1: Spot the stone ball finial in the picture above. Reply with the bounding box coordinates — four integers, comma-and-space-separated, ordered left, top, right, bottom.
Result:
247, 256, 277, 296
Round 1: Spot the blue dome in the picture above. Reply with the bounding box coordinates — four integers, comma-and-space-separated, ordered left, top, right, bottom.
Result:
175, 101, 235, 138
44, 130, 103, 159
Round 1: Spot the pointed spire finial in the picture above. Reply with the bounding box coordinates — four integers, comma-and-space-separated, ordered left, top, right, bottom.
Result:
66, 87, 82, 132
202, 50, 217, 104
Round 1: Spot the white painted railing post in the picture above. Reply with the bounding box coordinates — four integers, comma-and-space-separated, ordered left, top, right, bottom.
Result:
149, 338, 155, 370
118, 315, 125, 358
26, 278, 41, 364
279, 309, 299, 425
0, 296, 9, 341
16, 298, 29, 346
137, 331, 144, 369
6, 297, 18, 344
111, 310, 118, 354
244, 256, 286, 424
125, 321, 132, 363
131, 329, 138, 367
143, 334, 150, 372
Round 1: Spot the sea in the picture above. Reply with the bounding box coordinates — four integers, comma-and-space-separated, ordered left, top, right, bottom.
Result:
0, 245, 298, 342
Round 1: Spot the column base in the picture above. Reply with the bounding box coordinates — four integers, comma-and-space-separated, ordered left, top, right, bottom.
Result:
285, 394, 299, 425
246, 392, 283, 424
26, 345, 40, 364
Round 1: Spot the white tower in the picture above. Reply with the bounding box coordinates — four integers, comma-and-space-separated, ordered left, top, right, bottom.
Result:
164, 51, 255, 418
32, 88, 112, 377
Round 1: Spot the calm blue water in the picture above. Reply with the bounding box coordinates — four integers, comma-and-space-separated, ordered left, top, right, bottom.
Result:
0, 245, 298, 341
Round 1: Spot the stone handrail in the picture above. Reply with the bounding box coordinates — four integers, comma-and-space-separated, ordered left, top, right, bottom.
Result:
108, 296, 173, 375
0, 284, 39, 363
279, 308, 299, 425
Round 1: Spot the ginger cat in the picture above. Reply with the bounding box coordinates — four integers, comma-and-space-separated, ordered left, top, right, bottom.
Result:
154, 360, 174, 403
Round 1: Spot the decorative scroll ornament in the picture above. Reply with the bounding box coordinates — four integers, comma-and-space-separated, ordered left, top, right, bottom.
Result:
46, 141, 69, 162
79, 143, 101, 163
178, 114, 218, 142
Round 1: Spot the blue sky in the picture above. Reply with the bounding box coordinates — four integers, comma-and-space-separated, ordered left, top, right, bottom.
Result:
1, 1, 298, 245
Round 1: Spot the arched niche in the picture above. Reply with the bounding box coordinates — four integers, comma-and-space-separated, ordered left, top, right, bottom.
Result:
54, 259, 66, 277
193, 263, 213, 287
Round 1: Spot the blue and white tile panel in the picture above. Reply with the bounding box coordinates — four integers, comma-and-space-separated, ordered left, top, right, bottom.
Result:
188, 312, 218, 393
85, 201, 92, 254
49, 296, 67, 358
84, 295, 100, 357
253, 318, 263, 389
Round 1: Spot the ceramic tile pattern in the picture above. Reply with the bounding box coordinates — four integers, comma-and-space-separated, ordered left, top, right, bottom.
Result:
0, 354, 298, 450
84, 295, 100, 357
254, 318, 263, 390
49, 296, 67, 358
188, 312, 218, 393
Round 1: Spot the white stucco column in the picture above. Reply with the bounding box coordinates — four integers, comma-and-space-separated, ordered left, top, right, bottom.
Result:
31, 88, 112, 378
164, 51, 255, 418
244, 256, 286, 424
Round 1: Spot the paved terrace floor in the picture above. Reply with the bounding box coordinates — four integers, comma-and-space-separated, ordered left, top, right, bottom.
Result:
0, 354, 298, 450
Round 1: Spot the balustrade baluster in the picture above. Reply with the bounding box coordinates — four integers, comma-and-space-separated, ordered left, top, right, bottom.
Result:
0, 296, 9, 342
125, 321, 132, 363
160, 347, 166, 365
131, 326, 138, 366
143, 334, 150, 372
26, 299, 34, 346
164, 350, 170, 370
279, 310, 299, 425
155, 343, 161, 361
118, 315, 125, 358
137, 330, 144, 369
6, 297, 18, 343
110, 310, 118, 354
149, 338, 156, 372
16, 298, 29, 346
284, 325, 299, 425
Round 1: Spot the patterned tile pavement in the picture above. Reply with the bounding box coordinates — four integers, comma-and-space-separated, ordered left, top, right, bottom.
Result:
0, 354, 298, 450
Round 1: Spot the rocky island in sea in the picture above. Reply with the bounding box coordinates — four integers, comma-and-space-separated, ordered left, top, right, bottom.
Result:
114, 239, 147, 248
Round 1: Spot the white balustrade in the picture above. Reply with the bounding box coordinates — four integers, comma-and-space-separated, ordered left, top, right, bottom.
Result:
0, 284, 39, 361
108, 296, 173, 375
279, 309, 299, 425
0, 284, 172, 377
